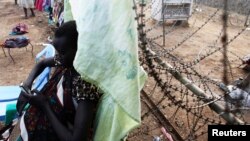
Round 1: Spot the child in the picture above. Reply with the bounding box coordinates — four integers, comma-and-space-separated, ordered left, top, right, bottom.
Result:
18, 21, 102, 141
18, 0, 35, 18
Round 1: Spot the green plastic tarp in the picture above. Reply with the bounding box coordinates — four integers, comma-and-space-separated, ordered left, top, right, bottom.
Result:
64, 0, 147, 140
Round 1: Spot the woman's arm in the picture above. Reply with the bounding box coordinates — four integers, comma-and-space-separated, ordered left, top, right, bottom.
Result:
23, 57, 55, 88
24, 93, 96, 141
42, 100, 96, 141
16, 57, 56, 114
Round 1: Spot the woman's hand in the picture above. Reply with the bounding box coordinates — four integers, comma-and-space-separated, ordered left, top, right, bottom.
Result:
17, 82, 32, 115
22, 90, 49, 111
16, 91, 29, 115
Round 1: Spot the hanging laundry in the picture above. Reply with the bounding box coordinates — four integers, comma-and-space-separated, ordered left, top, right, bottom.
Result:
43, 0, 50, 11
35, 0, 44, 11
51, 0, 64, 26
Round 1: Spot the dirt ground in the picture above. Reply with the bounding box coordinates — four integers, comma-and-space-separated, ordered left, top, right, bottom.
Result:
145, 6, 250, 80
1, 1, 249, 86
142, 5, 250, 103
0, 0, 52, 86
136, 4, 250, 141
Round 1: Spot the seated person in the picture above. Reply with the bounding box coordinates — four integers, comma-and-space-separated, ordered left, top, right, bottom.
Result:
18, 21, 102, 141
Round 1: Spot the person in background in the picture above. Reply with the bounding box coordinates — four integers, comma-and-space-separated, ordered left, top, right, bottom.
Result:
18, 0, 35, 19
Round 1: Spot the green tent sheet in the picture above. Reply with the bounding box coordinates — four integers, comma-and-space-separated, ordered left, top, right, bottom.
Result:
64, 0, 147, 140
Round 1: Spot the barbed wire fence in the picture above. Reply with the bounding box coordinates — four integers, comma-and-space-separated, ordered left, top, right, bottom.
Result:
128, 0, 250, 140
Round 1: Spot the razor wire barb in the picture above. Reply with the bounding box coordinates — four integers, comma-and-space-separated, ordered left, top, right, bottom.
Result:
129, 0, 249, 140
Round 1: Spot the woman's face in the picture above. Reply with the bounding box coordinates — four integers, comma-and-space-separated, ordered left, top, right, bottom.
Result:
53, 36, 76, 67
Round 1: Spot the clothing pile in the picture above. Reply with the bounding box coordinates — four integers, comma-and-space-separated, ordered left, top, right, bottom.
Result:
35, 0, 64, 27
2, 36, 30, 48
10, 23, 28, 35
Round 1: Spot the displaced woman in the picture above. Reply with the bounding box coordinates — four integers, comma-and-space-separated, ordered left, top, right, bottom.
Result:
18, 21, 102, 141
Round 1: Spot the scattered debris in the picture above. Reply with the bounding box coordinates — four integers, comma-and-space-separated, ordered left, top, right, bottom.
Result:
161, 127, 174, 141
47, 36, 53, 43
175, 119, 184, 128
243, 54, 250, 65
153, 136, 162, 141
242, 54, 250, 71
195, 8, 203, 12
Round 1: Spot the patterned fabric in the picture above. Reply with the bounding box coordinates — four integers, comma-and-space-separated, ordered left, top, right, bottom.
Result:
10, 23, 28, 35
0, 119, 18, 141
52, 1, 64, 26
21, 65, 101, 141
54, 54, 102, 101
72, 75, 101, 101
23, 68, 75, 141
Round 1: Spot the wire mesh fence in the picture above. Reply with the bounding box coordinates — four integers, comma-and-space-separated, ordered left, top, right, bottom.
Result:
128, 0, 250, 140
